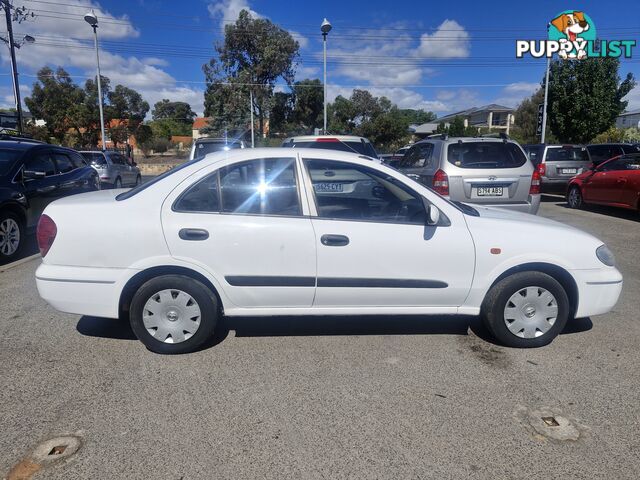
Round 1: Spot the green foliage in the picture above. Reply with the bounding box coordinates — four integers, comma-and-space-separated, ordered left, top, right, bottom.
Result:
269, 91, 294, 134
548, 57, 636, 143
623, 127, 640, 143
397, 109, 436, 125
590, 126, 626, 143
509, 88, 555, 144
139, 137, 171, 157
149, 118, 191, 139
447, 116, 466, 136
203, 9, 299, 137
107, 85, 149, 137
435, 122, 447, 134
152, 99, 196, 123
292, 79, 323, 133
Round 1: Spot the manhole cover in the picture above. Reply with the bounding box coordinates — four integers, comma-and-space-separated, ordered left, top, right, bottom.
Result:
515, 406, 583, 442
31, 436, 81, 463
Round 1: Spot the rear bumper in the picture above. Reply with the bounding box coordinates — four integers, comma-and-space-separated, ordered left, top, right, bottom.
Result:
468, 194, 541, 215
36, 263, 133, 319
572, 267, 623, 318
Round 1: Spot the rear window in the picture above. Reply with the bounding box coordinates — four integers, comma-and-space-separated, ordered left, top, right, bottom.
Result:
194, 141, 242, 157
283, 139, 378, 158
0, 149, 22, 176
545, 147, 589, 162
447, 142, 527, 169
81, 152, 107, 166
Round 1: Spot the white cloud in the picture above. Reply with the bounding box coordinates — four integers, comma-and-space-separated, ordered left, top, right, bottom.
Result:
492, 82, 540, 108
417, 20, 470, 58
0, 0, 205, 116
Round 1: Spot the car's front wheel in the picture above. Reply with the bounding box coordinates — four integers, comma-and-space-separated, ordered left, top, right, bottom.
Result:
482, 272, 569, 348
0, 212, 23, 262
567, 186, 583, 209
129, 275, 219, 354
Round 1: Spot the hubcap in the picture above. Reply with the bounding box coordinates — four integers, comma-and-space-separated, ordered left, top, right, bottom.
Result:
569, 188, 580, 207
0, 218, 20, 256
504, 286, 558, 339
142, 289, 201, 344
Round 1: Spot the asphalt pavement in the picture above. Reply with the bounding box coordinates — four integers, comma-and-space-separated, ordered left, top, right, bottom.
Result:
1, 196, 639, 479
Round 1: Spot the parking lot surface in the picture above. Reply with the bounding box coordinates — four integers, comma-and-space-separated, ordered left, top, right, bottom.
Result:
1, 197, 639, 479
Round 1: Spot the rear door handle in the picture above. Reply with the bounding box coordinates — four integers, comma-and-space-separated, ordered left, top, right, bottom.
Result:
179, 228, 209, 241
321, 234, 349, 246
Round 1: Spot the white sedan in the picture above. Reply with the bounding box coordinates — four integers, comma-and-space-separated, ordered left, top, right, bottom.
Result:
35, 148, 622, 354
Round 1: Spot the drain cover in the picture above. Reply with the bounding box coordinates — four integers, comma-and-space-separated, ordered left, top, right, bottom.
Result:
515, 406, 583, 442
32, 436, 81, 463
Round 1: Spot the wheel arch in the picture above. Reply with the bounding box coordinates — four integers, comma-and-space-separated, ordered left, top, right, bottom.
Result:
0, 202, 27, 226
488, 262, 579, 318
119, 265, 223, 319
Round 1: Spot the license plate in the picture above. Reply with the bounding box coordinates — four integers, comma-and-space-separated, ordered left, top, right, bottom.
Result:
561, 168, 577, 174
476, 186, 504, 197
314, 182, 344, 193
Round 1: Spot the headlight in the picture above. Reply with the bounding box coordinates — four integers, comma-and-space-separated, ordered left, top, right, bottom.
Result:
596, 245, 616, 267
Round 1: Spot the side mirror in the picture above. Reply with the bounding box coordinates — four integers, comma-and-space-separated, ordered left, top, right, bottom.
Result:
23, 170, 46, 181
422, 197, 441, 226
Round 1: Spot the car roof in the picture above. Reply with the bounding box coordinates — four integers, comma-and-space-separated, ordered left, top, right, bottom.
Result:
417, 136, 518, 145
195, 137, 242, 143
283, 135, 372, 143
0, 139, 45, 151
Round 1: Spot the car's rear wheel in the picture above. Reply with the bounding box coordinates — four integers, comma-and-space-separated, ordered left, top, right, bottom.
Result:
129, 275, 218, 354
482, 272, 569, 348
114, 177, 122, 189
0, 212, 23, 262
567, 186, 583, 209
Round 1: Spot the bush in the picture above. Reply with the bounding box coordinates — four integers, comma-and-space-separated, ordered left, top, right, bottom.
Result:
138, 137, 171, 157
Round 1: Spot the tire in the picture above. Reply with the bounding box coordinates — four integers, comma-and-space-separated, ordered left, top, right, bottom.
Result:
114, 177, 122, 189
481, 271, 569, 348
567, 186, 583, 209
135, 175, 141, 186
0, 211, 23, 262
129, 275, 219, 354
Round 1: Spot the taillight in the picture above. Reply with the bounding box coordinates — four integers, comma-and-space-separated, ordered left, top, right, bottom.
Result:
530, 169, 541, 195
537, 162, 546, 176
432, 169, 449, 196
36, 214, 57, 257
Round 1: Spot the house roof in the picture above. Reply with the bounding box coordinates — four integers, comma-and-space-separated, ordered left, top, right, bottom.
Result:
437, 104, 514, 123
618, 109, 640, 117
192, 117, 210, 130
408, 123, 439, 134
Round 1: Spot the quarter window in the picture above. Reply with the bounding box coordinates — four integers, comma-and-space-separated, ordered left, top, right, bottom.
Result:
399, 143, 434, 168
304, 159, 426, 224
174, 174, 220, 212
25, 153, 56, 176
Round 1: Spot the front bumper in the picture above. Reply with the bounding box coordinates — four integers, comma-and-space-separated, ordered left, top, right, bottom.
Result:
36, 263, 133, 319
571, 267, 623, 318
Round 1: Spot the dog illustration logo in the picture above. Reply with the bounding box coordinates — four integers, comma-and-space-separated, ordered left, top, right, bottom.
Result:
549, 11, 596, 59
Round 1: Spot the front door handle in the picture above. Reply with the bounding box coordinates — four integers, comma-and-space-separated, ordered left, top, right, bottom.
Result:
179, 228, 209, 241
321, 234, 349, 246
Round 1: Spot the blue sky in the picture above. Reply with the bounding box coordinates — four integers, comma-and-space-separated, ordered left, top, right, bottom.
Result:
1, 0, 639, 118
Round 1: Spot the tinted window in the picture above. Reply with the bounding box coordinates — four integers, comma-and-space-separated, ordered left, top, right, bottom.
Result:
53, 153, 74, 173
81, 152, 107, 166
305, 159, 425, 224
399, 143, 434, 168
0, 149, 22, 176
545, 147, 589, 162
174, 174, 220, 212
601, 156, 640, 171
25, 153, 56, 176
109, 153, 125, 165
588, 145, 623, 165
195, 141, 242, 157
622, 145, 640, 154
447, 142, 527, 169
219, 158, 300, 216
69, 151, 87, 168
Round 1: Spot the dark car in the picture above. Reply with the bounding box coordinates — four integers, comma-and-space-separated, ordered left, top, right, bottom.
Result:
0, 139, 99, 261
567, 153, 640, 211
586, 143, 640, 166
523, 144, 591, 192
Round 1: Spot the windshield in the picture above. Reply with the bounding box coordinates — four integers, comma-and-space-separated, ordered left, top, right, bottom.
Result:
447, 142, 527, 169
81, 152, 107, 166
545, 147, 589, 162
283, 140, 378, 158
0, 149, 22, 176
194, 141, 242, 157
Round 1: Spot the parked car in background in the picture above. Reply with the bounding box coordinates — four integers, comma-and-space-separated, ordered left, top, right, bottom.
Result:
0, 138, 99, 261
80, 150, 141, 188
281, 135, 379, 159
36, 148, 621, 354
586, 143, 640, 166
397, 136, 540, 214
523, 144, 591, 192
380, 145, 412, 168
567, 153, 640, 211
189, 137, 245, 160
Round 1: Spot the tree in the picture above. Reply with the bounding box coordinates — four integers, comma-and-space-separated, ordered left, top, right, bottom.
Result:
107, 85, 149, 137
269, 91, 293, 134
398, 109, 437, 125
510, 88, 552, 144
203, 9, 299, 137
548, 57, 635, 143
448, 116, 466, 136
202, 80, 250, 137
292, 79, 323, 133
152, 99, 196, 123
149, 118, 191, 139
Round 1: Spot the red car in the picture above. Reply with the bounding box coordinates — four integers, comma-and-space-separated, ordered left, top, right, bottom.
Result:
567, 154, 640, 211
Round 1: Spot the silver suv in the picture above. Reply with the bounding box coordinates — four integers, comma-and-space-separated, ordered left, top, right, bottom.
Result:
397, 136, 540, 214
523, 144, 591, 192
80, 151, 141, 188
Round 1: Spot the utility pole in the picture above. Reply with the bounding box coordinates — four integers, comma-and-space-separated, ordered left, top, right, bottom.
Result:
249, 89, 255, 148
2, 0, 24, 134
321, 18, 332, 135
84, 10, 106, 151
541, 23, 551, 144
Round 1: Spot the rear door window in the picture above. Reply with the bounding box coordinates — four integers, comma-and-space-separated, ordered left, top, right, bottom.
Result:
447, 142, 527, 169
399, 143, 434, 168
25, 152, 56, 176
53, 153, 75, 173
589, 145, 622, 164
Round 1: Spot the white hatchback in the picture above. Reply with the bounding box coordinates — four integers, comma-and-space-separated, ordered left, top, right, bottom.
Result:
35, 148, 622, 354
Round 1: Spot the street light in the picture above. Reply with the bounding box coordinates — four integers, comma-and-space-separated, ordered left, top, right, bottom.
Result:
84, 9, 106, 151
321, 18, 332, 134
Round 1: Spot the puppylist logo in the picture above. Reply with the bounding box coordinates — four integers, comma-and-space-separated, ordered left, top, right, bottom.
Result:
516, 10, 636, 59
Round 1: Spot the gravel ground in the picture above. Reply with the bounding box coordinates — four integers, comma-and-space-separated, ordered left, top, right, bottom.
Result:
1, 196, 639, 480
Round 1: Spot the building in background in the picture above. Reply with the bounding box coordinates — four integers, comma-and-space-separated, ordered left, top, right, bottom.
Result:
616, 109, 640, 129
